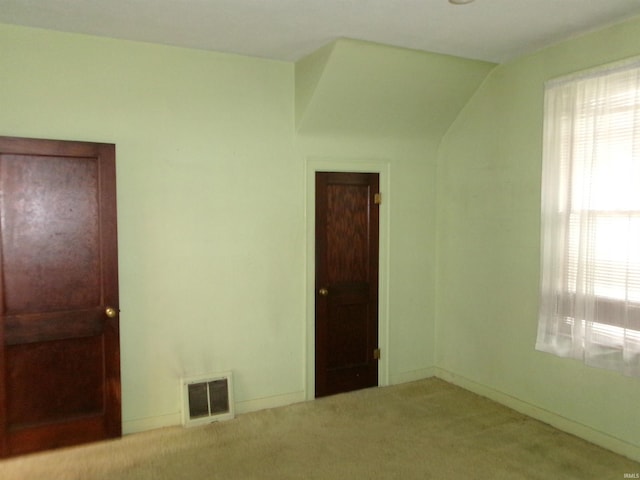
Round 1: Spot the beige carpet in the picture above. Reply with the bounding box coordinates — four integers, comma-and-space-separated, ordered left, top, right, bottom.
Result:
1, 378, 638, 479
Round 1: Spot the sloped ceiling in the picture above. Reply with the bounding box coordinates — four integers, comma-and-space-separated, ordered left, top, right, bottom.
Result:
296, 39, 495, 139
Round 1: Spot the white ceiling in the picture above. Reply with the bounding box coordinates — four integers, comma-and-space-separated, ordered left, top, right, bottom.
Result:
1, 0, 640, 63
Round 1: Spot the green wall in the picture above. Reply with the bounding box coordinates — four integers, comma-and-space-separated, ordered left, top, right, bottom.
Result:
436, 16, 640, 457
0, 24, 303, 432
0, 25, 492, 433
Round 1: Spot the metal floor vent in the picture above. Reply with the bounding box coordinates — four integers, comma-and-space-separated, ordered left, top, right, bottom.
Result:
182, 372, 234, 427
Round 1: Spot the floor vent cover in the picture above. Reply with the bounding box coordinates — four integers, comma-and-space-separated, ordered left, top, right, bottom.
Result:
182, 372, 234, 427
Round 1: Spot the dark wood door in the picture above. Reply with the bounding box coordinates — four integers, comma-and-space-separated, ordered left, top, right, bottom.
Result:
315, 172, 379, 398
0, 136, 121, 457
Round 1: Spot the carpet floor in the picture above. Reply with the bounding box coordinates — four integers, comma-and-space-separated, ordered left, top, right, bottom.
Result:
0, 378, 638, 479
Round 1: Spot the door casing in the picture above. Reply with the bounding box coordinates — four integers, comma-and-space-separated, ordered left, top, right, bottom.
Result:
305, 158, 390, 400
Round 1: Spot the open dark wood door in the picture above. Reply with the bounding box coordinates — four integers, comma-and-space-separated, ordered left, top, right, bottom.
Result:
0, 136, 120, 457
315, 172, 379, 398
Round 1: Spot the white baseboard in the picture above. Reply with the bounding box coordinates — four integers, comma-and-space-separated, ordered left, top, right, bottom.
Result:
123, 412, 181, 435
434, 368, 640, 463
123, 390, 306, 435
388, 367, 436, 385
123, 370, 640, 463
235, 390, 306, 414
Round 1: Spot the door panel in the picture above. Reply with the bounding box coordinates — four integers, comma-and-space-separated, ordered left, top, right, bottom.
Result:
1, 155, 101, 313
315, 172, 379, 398
7, 336, 104, 427
0, 136, 120, 457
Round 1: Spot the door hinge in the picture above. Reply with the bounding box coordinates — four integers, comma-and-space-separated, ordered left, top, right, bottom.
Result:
373, 348, 381, 360
374, 193, 382, 205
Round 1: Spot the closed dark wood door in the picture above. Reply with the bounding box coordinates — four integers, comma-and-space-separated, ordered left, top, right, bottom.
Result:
315, 172, 379, 398
0, 136, 121, 457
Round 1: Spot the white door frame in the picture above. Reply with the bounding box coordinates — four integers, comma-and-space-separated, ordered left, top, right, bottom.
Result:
305, 157, 390, 400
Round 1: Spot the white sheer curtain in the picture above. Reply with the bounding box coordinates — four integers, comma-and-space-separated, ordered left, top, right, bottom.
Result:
537, 58, 640, 377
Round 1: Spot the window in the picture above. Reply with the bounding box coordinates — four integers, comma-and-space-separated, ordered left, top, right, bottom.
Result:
536, 58, 640, 377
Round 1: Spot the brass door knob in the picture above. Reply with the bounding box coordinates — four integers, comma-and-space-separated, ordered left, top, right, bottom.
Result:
105, 307, 118, 318
319, 288, 329, 296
